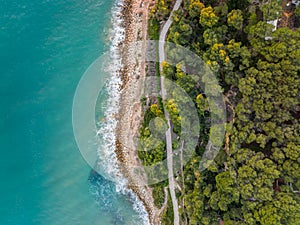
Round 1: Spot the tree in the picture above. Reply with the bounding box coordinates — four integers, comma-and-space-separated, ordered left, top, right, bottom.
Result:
260, 0, 282, 21
188, 0, 205, 18
150, 104, 163, 117
203, 29, 219, 46
209, 170, 239, 211
227, 9, 243, 30
200, 6, 219, 27
147, 0, 300, 223
253, 193, 300, 224
149, 117, 168, 137
196, 94, 209, 112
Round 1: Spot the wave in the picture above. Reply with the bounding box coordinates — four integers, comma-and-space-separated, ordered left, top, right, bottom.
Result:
95, 0, 150, 224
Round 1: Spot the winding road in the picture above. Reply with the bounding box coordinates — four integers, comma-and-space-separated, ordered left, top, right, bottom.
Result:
158, 0, 183, 224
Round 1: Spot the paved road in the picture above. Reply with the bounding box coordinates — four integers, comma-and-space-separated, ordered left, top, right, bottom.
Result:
158, 0, 183, 224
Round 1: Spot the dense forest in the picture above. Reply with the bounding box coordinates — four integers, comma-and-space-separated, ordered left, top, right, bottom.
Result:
138, 0, 300, 224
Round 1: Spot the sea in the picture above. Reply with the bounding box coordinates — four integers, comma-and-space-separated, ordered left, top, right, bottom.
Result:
0, 0, 148, 224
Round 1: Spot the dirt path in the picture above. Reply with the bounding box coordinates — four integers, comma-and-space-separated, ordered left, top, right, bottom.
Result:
158, 0, 183, 224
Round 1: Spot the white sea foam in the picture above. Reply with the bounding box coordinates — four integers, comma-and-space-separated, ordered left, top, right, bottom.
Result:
96, 0, 150, 224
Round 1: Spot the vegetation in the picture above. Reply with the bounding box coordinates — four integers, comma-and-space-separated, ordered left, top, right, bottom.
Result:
140, 0, 300, 224
161, 189, 175, 224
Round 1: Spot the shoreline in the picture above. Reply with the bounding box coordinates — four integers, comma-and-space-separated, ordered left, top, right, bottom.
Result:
115, 0, 161, 224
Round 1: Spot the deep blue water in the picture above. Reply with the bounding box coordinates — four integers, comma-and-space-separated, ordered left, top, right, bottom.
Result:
0, 0, 142, 224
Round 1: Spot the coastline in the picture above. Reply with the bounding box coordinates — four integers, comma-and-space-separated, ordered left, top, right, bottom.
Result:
115, 0, 161, 224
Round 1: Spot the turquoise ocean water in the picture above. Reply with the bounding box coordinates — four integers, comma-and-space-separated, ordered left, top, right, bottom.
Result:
0, 0, 145, 224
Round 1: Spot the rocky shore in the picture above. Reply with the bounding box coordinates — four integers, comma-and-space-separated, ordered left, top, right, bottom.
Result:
115, 0, 161, 224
